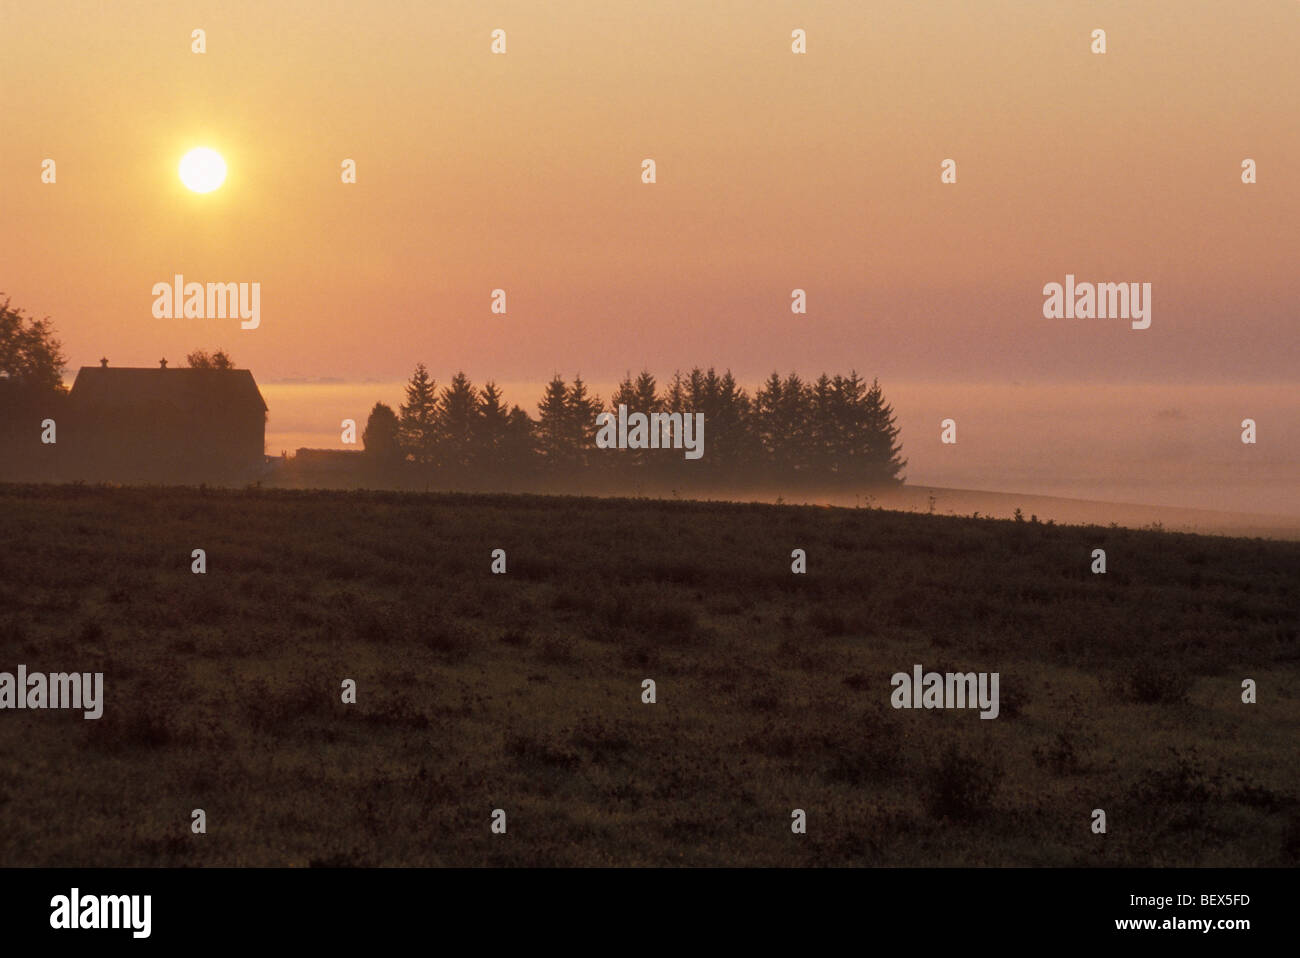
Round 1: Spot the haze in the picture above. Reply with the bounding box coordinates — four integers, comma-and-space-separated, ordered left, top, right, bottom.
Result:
4, 0, 1295, 521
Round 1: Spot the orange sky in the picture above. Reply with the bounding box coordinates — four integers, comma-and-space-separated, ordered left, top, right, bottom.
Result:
1, 0, 1296, 387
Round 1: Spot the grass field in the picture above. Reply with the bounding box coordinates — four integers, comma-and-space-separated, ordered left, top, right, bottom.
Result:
0, 483, 1296, 866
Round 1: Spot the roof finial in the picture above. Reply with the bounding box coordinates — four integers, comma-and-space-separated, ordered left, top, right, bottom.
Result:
159, 358, 168, 369
99, 357, 108, 368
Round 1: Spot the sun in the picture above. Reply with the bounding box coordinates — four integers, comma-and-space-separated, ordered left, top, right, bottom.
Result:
179, 147, 227, 193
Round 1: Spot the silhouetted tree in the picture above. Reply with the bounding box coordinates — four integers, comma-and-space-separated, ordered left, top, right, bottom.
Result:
609, 370, 662, 472
662, 370, 686, 414
399, 363, 439, 466
831, 371, 871, 476
610, 372, 639, 413
656, 370, 688, 472
779, 373, 812, 473
186, 348, 234, 370
361, 402, 402, 470
536, 375, 570, 469
566, 375, 603, 469
0, 297, 68, 477
501, 405, 537, 474
438, 371, 480, 471
862, 376, 906, 483
808, 373, 839, 475
370, 363, 904, 491
710, 369, 753, 473
752, 371, 785, 469
754, 371, 814, 474
630, 370, 660, 414
476, 381, 512, 471
0, 296, 66, 392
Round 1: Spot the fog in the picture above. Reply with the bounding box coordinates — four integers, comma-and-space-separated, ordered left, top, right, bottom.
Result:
262, 379, 1298, 535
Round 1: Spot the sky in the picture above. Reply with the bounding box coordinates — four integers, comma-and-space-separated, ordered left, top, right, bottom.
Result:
1, 0, 1295, 511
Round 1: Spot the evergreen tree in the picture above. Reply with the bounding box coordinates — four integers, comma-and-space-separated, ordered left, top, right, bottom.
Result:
632, 370, 660, 414
370, 363, 905, 490
438, 371, 480, 471
398, 363, 439, 466
713, 370, 753, 474
476, 381, 511, 471
610, 371, 661, 473
662, 370, 686, 412
566, 375, 604, 469
610, 372, 639, 412
361, 402, 402, 470
833, 371, 871, 476
501, 405, 537, 473
653, 370, 688, 473
609, 373, 640, 475
686, 367, 715, 415
536, 375, 570, 469
780, 373, 813, 473
862, 377, 906, 483
753, 372, 813, 475
683, 367, 750, 474
753, 371, 785, 472
809, 373, 838, 475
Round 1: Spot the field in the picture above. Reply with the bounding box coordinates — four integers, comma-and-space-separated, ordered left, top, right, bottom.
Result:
0, 483, 1297, 866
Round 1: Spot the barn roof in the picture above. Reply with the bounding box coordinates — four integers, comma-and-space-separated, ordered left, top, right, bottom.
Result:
68, 366, 268, 414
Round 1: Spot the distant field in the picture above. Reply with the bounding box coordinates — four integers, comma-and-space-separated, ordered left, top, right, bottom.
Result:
0, 483, 1296, 866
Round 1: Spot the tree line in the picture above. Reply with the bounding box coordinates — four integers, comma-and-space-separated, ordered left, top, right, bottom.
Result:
0, 296, 907, 489
362, 364, 906, 485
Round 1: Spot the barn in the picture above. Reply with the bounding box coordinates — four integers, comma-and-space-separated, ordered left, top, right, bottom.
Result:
65, 359, 268, 481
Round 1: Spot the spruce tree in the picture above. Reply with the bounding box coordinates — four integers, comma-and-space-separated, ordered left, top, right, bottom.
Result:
536, 375, 570, 470
502, 405, 537, 474
566, 375, 604, 469
809, 373, 838, 476
778, 372, 811, 474
477, 381, 511, 471
711, 369, 752, 475
631, 371, 657, 412
398, 364, 440, 465
753, 372, 784, 474
438, 371, 480, 471
862, 377, 906, 484
835, 371, 871, 477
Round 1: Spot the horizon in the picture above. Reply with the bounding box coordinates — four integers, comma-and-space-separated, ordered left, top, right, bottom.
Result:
48, 364, 1298, 519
